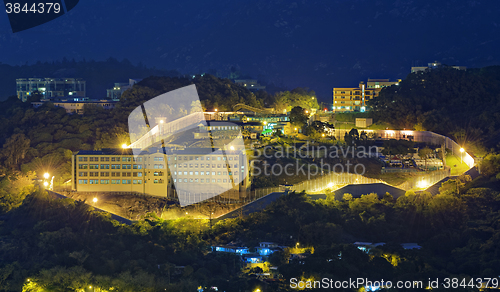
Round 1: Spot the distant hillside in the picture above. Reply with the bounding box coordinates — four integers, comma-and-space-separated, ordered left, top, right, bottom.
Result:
117, 74, 269, 115
0, 58, 179, 101
369, 65, 500, 149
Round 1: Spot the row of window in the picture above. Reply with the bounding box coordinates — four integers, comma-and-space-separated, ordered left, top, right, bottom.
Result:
169, 156, 238, 161
78, 164, 142, 169
78, 172, 143, 177
176, 163, 239, 169
173, 178, 234, 183
78, 155, 240, 163
78, 157, 143, 162
173, 171, 239, 176
78, 179, 163, 184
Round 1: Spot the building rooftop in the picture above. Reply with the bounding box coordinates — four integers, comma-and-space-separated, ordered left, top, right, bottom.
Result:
76, 147, 245, 156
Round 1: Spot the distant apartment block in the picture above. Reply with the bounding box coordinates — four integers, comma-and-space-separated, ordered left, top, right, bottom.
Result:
333, 78, 400, 112
16, 78, 86, 102
234, 79, 266, 92
411, 61, 466, 73
72, 148, 250, 201
106, 79, 141, 99
31, 97, 117, 114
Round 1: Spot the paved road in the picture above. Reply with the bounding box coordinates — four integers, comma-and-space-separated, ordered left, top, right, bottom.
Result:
214, 192, 287, 222
423, 166, 480, 195
333, 183, 406, 200
48, 191, 134, 225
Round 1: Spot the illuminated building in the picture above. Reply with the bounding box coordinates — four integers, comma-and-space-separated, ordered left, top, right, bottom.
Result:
32, 98, 117, 114
333, 79, 400, 112
106, 79, 141, 99
16, 78, 86, 102
411, 61, 466, 73
71, 147, 250, 201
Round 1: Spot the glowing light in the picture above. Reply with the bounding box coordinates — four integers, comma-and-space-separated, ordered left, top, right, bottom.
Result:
416, 180, 429, 189
160, 120, 164, 124
386, 130, 395, 135
43, 181, 49, 187
214, 108, 218, 112
93, 198, 98, 203
186, 212, 188, 215
294, 128, 298, 131
43, 173, 50, 179
122, 144, 128, 149
305, 110, 309, 114
460, 148, 464, 153
229, 146, 235, 150
327, 182, 334, 188
322, 134, 325, 137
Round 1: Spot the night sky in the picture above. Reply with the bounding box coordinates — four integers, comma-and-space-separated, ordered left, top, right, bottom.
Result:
1, 0, 499, 100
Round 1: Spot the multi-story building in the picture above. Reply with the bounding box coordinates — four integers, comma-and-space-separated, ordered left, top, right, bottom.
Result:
71, 147, 250, 203
411, 61, 467, 73
106, 79, 141, 99
32, 98, 117, 114
333, 78, 400, 112
16, 78, 86, 102
234, 79, 266, 92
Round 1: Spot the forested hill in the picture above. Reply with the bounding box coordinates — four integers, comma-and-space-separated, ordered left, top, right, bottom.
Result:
120, 74, 270, 111
0, 74, 277, 178
369, 66, 500, 150
0, 58, 179, 101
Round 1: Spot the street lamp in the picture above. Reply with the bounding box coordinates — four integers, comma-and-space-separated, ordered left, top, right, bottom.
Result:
460, 147, 465, 165
43, 172, 50, 179
93, 197, 98, 205
43, 181, 49, 188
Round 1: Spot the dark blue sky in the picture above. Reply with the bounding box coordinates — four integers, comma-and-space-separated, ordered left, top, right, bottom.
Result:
1, 0, 499, 100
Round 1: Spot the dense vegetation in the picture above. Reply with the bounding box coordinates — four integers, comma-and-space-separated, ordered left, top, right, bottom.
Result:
1, 65, 500, 291
0, 160, 499, 291
369, 66, 500, 151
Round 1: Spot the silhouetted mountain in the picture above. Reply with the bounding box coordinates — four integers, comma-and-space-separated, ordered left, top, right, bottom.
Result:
1, 0, 499, 100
